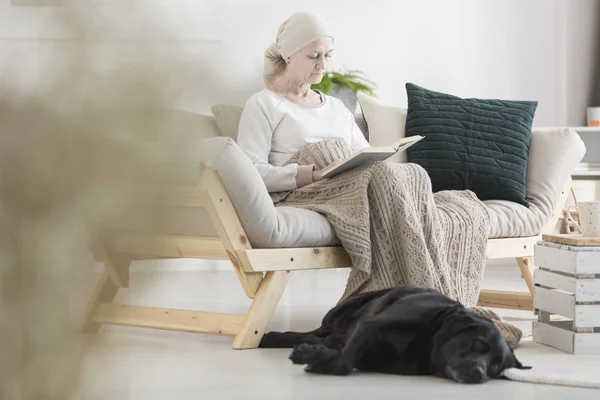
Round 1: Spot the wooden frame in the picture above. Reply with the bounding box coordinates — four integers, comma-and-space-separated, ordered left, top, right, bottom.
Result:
81, 168, 573, 349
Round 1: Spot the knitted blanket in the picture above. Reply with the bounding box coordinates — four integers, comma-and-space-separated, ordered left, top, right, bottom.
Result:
271, 141, 522, 348
273, 140, 490, 305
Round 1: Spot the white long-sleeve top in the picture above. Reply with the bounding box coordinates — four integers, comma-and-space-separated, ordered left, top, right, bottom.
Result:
236, 88, 370, 192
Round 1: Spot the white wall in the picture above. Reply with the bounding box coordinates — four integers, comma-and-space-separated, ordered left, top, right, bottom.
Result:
562, 0, 600, 125
1, 0, 598, 126
1, 0, 597, 275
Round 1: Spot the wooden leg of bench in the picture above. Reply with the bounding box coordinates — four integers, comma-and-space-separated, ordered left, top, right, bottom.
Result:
89, 236, 132, 288
80, 268, 120, 333
516, 256, 535, 295
232, 271, 291, 349
477, 289, 533, 310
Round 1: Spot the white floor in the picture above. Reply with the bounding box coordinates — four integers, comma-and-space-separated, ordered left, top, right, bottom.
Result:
69, 260, 599, 399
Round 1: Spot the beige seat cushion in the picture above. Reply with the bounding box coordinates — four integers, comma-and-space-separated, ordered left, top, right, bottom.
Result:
486, 128, 586, 238
205, 130, 584, 245
208, 101, 586, 243
356, 95, 587, 238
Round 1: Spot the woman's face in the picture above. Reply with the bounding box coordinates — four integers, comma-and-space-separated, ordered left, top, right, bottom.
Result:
286, 36, 334, 85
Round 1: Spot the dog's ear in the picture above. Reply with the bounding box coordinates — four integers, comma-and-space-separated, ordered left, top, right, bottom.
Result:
512, 357, 532, 370
434, 312, 476, 342
432, 311, 477, 354
508, 351, 532, 370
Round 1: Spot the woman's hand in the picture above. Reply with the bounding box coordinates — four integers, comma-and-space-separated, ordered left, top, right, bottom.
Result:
312, 159, 344, 182
312, 168, 324, 182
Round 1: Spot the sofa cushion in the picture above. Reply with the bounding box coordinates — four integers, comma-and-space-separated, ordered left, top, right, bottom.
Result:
205, 137, 339, 247
125, 136, 339, 247
485, 128, 586, 238
405, 83, 537, 207
211, 103, 244, 141
123, 118, 585, 244
357, 91, 407, 162
212, 101, 369, 142
209, 128, 584, 243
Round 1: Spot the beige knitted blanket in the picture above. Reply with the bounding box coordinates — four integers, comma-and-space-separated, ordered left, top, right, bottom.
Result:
273, 140, 490, 306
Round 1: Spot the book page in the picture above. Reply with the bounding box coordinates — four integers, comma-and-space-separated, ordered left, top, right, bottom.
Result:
320, 135, 423, 179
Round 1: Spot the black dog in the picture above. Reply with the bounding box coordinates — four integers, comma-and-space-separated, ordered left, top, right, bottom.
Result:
259, 285, 530, 384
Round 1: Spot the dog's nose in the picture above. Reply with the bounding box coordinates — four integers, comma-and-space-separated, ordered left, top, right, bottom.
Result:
470, 365, 485, 381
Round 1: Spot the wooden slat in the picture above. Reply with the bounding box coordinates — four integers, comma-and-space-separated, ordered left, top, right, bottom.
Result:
485, 236, 539, 259
536, 320, 600, 355
201, 168, 263, 298
533, 321, 575, 354
542, 233, 600, 247
80, 269, 119, 333
535, 244, 578, 274
242, 247, 351, 272
477, 289, 533, 310
90, 233, 132, 288
575, 305, 600, 329
94, 304, 245, 336
577, 278, 600, 302
516, 256, 535, 295
535, 243, 600, 275
108, 232, 228, 260
534, 286, 575, 318
576, 330, 600, 354
232, 271, 291, 349
535, 268, 577, 293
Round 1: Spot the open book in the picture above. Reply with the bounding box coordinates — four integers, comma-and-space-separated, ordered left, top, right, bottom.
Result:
320, 135, 424, 179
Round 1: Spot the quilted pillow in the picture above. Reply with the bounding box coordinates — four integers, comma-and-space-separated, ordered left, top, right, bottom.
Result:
405, 83, 537, 207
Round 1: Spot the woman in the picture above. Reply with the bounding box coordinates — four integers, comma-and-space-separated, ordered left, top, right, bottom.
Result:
237, 12, 368, 192
236, 12, 521, 349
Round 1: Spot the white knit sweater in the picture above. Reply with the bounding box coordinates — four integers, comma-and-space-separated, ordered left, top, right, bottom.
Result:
236, 89, 370, 192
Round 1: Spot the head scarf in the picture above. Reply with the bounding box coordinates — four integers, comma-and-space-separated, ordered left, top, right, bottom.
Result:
264, 12, 334, 83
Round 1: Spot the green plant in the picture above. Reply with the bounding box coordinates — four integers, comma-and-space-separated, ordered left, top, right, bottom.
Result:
311, 69, 377, 97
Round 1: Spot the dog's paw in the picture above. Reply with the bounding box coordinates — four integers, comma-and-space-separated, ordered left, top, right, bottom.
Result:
304, 361, 353, 376
289, 343, 338, 365
289, 343, 318, 364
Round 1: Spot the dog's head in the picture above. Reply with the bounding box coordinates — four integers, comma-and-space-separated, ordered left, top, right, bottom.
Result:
431, 311, 530, 384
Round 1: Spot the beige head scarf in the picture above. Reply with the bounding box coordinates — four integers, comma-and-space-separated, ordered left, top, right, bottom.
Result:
264, 12, 334, 84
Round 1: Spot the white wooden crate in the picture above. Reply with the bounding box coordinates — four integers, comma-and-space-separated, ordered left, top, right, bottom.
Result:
533, 241, 600, 354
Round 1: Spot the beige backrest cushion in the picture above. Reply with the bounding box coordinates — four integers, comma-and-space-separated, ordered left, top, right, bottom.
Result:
526, 128, 586, 218
203, 137, 338, 247
211, 101, 369, 141
485, 128, 586, 238
357, 91, 407, 162
211, 103, 244, 141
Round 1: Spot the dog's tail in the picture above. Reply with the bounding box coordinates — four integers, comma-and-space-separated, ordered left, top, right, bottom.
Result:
289, 344, 339, 365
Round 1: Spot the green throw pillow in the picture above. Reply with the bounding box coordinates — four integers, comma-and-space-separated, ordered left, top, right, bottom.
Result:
405, 83, 537, 207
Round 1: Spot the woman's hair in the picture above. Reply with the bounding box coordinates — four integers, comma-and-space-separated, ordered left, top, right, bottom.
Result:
263, 12, 333, 87
263, 42, 288, 86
